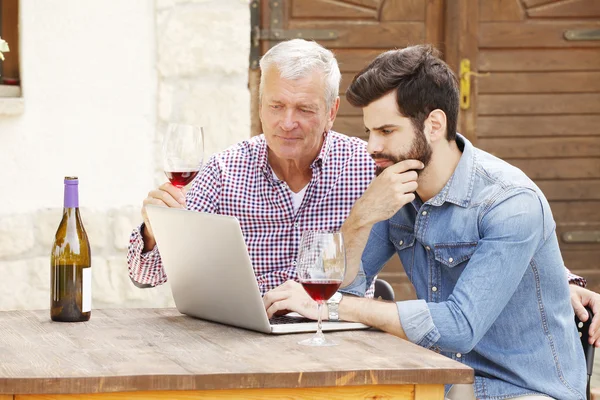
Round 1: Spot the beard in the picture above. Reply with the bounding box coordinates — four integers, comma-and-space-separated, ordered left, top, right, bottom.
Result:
373, 129, 433, 177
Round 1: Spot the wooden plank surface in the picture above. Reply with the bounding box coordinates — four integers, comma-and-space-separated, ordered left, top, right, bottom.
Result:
556, 225, 600, 251
0, 308, 472, 395
341, 0, 381, 8
380, 0, 425, 21
291, 0, 378, 19
478, 93, 600, 115
479, 72, 600, 94
478, 115, 600, 137
562, 251, 600, 271
14, 385, 422, 400
521, 0, 556, 7
526, 0, 600, 18
480, 22, 600, 48
339, 96, 362, 116
415, 384, 445, 399
425, 0, 445, 50
479, 49, 600, 71
550, 201, 600, 224
334, 116, 365, 138
478, 137, 600, 158
508, 158, 600, 180
537, 180, 600, 201
288, 21, 424, 48
335, 49, 389, 72
479, 0, 524, 21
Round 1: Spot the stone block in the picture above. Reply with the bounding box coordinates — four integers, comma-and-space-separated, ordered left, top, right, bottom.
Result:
0, 213, 35, 258
79, 208, 110, 253
178, 80, 251, 156
0, 258, 49, 311
35, 208, 63, 251
157, 1, 250, 78
113, 206, 143, 251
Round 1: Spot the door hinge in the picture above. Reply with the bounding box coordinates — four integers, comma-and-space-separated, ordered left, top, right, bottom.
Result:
250, 0, 339, 69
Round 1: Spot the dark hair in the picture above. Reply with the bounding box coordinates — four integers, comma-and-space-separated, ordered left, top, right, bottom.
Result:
346, 45, 459, 141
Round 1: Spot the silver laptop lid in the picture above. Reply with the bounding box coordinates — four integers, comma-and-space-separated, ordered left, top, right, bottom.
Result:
145, 205, 272, 333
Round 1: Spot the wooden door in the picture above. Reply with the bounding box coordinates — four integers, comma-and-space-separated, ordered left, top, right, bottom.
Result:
250, 0, 446, 299
455, 0, 600, 291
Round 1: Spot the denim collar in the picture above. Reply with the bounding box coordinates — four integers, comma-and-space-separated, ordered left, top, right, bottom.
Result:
428, 133, 476, 208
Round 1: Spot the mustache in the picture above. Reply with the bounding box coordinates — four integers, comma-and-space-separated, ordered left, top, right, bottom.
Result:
371, 153, 399, 163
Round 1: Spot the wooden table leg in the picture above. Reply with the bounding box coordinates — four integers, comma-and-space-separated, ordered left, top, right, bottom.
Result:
415, 384, 445, 399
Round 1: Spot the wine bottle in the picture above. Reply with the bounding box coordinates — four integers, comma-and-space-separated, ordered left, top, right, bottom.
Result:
50, 176, 92, 322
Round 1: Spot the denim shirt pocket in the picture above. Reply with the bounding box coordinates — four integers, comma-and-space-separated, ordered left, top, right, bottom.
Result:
389, 224, 416, 278
433, 242, 477, 268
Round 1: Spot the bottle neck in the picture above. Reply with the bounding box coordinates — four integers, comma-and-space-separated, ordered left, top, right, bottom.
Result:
64, 183, 79, 208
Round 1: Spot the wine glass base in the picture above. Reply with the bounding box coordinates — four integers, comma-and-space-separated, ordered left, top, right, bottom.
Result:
298, 335, 338, 347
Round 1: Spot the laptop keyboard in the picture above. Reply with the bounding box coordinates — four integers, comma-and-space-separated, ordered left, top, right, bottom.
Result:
269, 315, 313, 325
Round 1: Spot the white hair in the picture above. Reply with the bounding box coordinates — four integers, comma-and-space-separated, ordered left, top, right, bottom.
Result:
259, 39, 341, 110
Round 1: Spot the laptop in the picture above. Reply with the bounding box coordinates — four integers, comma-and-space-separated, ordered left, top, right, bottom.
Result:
145, 205, 370, 334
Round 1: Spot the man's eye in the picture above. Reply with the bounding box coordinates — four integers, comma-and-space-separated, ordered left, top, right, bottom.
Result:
301, 109, 313, 113
382, 129, 393, 134
270, 105, 281, 110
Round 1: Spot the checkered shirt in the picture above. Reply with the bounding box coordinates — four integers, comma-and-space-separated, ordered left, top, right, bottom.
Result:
127, 131, 378, 295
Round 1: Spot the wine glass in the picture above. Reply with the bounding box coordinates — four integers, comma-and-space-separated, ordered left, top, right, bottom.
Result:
163, 123, 204, 188
296, 230, 346, 347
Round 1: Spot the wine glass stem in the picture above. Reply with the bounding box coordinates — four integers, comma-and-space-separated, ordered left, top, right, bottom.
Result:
316, 302, 324, 338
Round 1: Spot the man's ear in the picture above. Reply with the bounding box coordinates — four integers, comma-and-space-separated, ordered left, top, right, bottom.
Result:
427, 109, 447, 143
326, 97, 341, 131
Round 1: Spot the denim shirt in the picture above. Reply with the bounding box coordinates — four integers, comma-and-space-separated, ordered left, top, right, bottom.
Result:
346, 134, 586, 399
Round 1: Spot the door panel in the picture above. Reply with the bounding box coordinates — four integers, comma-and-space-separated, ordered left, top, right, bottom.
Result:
476, 0, 600, 291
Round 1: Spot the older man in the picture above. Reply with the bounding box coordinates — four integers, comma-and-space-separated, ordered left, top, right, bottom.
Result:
127, 39, 375, 296
128, 39, 599, 340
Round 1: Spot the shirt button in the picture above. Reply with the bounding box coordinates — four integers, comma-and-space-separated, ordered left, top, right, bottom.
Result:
425, 246, 431, 251
294, 223, 299, 228
431, 286, 438, 292
448, 257, 454, 263
292, 260, 297, 266
399, 240, 404, 245
422, 211, 427, 216
456, 353, 462, 358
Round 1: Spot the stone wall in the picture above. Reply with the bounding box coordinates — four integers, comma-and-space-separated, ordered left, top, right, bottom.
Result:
0, 0, 250, 311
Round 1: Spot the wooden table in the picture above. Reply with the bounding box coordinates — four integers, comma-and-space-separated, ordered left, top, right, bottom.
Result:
0, 308, 473, 399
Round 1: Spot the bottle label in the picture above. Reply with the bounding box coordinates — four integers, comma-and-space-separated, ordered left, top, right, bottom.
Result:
82, 267, 92, 313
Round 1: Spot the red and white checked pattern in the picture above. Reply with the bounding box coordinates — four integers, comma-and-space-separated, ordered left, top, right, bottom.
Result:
128, 131, 378, 296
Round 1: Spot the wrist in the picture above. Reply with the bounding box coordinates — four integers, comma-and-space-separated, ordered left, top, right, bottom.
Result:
141, 223, 157, 252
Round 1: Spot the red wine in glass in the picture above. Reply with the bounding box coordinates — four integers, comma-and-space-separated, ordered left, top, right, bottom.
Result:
301, 280, 342, 302
165, 169, 199, 188
163, 123, 204, 188
297, 231, 346, 347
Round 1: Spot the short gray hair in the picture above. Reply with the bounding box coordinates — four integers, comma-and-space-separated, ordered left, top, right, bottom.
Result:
259, 39, 341, 110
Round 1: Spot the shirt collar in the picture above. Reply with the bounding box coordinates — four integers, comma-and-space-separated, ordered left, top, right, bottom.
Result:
428, 133, 476, 208
259, 131, 332, 176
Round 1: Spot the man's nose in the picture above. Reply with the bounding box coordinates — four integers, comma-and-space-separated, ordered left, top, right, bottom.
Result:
367, 134, 384, 154
280, 109, 298, 131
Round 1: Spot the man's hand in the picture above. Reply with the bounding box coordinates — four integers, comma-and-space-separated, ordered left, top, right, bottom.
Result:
350, 159, 423, 228
263, 280, 326, 321
141, 182, 187, 251
570, 284, 600, 347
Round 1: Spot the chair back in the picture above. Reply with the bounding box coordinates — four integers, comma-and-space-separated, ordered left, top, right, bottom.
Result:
374, 279, 395, 301
575, 306, 595, 400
